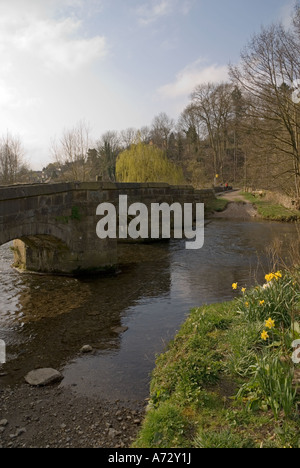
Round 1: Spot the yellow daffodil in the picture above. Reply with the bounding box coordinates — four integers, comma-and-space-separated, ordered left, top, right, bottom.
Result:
259, 300, 265, 306
261, 330, 269, 341
265, 318, 275, 329
232, 283, 238, 290
265, 271, 282, 283
245, 302, 249, 308
241, 288, 246, 293
265, 273, 275, 283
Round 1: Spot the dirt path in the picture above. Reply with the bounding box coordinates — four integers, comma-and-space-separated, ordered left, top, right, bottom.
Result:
219, 189, 250, 203
213, 190, 258, 219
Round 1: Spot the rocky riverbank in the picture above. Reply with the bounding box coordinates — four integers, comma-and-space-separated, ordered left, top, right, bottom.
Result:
0, 382, 146, 448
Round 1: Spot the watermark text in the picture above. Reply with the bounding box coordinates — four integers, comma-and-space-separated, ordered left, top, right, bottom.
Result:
96, 196, 205, 250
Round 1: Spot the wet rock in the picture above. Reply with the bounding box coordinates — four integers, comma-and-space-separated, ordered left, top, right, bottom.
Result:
15, 428, 26, 437
111, 326, 128, 334
80, 345, 93, 354
24, 369, 63, 387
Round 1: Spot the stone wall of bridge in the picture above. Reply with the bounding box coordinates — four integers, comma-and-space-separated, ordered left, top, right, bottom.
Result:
0, 182, 214, 275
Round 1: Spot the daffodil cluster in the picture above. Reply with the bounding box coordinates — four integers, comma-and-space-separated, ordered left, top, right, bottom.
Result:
265, 271, 282, 283
234, 270, 298, 328
261, 317, 276, 341
232, 283, 246, 293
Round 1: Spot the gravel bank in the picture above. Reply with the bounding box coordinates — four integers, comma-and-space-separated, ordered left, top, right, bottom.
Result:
0, 383, 146, 448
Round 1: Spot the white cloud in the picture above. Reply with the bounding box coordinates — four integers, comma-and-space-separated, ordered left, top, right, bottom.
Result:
0, 0, 112, 168
0, 0, 108, 114
136, 0, 193, 26
0, 3, 107, 74
158, 60, 229, 99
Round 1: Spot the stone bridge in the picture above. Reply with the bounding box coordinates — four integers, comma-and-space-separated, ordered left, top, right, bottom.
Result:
0, 182, 214, 275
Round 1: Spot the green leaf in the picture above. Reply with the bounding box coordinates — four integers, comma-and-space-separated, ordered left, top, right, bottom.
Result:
292, 322, 300, 334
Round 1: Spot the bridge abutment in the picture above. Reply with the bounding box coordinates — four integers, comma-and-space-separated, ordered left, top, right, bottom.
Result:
12, 236, 117, 276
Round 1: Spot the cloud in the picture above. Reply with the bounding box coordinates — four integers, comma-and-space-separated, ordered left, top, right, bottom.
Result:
0, 0, 108, 114
136, 0, 193, 26
0, 0, 110, 168
158, 60, 229, 99
0, 2, 107, 75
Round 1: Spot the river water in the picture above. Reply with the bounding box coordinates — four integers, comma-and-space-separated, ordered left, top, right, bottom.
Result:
0, 218, 297, 403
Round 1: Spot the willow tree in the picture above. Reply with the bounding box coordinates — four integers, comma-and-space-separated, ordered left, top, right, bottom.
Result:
116, 142, 185, 185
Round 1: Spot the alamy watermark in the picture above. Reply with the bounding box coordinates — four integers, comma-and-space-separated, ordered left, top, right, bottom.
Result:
96, 195, 205, 250
0, 340, 6, 364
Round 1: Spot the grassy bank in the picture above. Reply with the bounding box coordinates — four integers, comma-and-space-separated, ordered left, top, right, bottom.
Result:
242, 192, 300, 222
205, 197, 229, 214
134, 272, 300, 449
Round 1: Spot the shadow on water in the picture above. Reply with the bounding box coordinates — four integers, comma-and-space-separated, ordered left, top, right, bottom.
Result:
0, 218, 297, 402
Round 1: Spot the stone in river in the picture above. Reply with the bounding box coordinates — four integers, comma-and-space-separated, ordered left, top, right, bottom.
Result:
111, 326, 128, 334
80, 345, 93, 353
25, 368, 63, 387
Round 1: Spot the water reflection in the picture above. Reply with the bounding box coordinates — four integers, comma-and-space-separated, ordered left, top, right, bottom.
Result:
0, 218, 297, 401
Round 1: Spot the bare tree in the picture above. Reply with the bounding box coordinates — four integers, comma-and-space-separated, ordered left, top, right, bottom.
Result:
0, 133, 28, 185
189, 82, 234, 180
120, 128, 138, 149
138, 126, 151, 144
52, 120, 93, 181
151, 112, 175, 153
230, 21, 300, 196
95, 131, 120, 181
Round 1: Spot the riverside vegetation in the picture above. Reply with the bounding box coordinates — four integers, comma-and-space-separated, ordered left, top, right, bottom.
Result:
134, 270, 300, 449
242, 193, 300, 222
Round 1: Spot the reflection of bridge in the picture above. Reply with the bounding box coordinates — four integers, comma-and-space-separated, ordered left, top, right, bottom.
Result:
0, 182, 214, 275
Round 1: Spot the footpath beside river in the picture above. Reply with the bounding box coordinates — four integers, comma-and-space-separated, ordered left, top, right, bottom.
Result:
214, 189, 300, 222
212, 190, 258, 219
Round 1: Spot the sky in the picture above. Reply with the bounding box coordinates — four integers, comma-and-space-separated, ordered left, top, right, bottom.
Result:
0, 0, 297, 169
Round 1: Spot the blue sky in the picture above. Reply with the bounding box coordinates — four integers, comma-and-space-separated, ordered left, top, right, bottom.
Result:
0, 0, 296, 169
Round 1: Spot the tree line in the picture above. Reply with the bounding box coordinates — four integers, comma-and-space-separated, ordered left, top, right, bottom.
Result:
3, 4, 300, 198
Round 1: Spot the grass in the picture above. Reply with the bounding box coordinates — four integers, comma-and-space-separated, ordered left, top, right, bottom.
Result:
242, 192, 300, 222
133, 271, 300, 449
205, 197, 229, 214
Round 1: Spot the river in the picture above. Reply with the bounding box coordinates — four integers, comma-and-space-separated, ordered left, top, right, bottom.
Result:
0, 218, 297, 403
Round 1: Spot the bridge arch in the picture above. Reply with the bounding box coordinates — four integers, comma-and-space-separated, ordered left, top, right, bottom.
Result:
0, 222, 73, 250
12, 235, 74, 275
